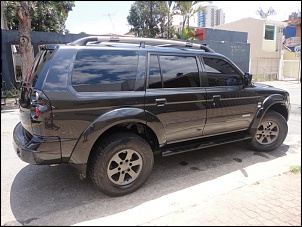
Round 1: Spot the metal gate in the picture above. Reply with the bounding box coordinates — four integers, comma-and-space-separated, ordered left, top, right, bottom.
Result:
282, 60, 300, 81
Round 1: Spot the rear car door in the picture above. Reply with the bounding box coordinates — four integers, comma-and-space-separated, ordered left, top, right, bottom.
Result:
144, 52, 207, 143
201, 56, 258, 136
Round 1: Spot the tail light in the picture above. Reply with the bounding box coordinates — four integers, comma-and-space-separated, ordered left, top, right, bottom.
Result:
35, 107, 41, 118
31, 90, 50, 120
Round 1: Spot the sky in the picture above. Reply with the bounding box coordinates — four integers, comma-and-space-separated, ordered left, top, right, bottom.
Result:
65, 1, 301, 35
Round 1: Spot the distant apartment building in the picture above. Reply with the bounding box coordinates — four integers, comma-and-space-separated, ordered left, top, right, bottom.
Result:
198, 5, 225, 28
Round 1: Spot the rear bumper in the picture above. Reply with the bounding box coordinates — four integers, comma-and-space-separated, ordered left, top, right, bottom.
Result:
13, 122, 62, 165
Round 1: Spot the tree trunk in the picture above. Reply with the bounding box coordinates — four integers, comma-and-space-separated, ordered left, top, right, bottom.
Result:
17, 1, 34, 82
182, 17, 186, 38
167, 14, 170, 38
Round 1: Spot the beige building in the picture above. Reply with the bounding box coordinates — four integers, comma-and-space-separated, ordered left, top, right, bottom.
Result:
214, 17, 296, 81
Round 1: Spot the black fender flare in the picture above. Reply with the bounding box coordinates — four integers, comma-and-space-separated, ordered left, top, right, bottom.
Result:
249, 94, 286, 136
68, 108, 166, 165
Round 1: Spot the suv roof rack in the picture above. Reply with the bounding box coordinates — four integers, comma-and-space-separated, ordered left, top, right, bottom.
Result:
67, 36, 215, 53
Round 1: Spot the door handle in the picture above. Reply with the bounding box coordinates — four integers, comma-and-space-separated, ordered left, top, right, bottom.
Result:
213, 95, 221, 101
155, 98, 167, 107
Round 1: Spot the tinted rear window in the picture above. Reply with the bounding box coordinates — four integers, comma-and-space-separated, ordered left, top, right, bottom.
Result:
72, 49, 138, 92
27, 49, 55, 87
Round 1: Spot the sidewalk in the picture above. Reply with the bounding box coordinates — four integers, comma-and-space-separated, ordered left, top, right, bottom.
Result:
1, 97, 19, 110
140, 172, 301, 226
73, 142, 301, 226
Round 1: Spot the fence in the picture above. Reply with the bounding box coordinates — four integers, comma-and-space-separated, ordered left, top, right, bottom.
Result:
250, 57, 301, 81
250, 58, 280, 81
282, 60, 300, 80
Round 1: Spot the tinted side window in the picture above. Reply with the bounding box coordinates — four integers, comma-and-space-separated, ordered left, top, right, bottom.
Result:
148, 55, 162, 88
203, 57, 242, 87
148, 54, 200, 88
72, 50, 138, 92
160, 55, 200, 88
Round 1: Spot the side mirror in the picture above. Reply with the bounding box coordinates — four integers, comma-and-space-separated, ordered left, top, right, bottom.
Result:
243, 72, 252, 87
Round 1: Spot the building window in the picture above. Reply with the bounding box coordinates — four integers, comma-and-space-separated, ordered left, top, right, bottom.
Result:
265, 25, 275, 40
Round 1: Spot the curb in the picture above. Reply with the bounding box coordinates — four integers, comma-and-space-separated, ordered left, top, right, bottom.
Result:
73, 150, 301, 226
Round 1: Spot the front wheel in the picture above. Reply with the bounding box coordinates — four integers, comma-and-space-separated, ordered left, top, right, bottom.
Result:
88, 132, 154, 197
245, 111, 288, 152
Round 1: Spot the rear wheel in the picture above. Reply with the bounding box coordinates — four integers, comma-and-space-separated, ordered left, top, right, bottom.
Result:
89, 132, 154, 197
245, 111, 288, 152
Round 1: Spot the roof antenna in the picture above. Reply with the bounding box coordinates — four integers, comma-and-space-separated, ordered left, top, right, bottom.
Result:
101, 13, 116, 34
108, 14, 116, 34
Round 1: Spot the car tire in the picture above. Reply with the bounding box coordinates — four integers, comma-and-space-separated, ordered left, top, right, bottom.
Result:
88, 132, 154, 197
245, 111, 288, 152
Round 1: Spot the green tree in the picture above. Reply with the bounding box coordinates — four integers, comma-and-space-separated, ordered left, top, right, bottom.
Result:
157, 1, 168, 38
3, 1, 75, 82
173, 1, 208, 38
157, 1, 176, 38
127, 1, 161, 38
175, 27, 197, 40
127, 3, 145, 37
166, 1, 176, 39
127, 1, 176, 38
4, 1, 75, 33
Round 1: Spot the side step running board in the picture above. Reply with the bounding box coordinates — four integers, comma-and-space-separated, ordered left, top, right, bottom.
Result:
161, 133, 252, 157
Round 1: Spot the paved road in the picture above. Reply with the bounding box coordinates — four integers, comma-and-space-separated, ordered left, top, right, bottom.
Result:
1, 80, 301, 226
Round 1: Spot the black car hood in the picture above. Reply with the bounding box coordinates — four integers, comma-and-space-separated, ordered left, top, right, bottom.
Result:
252, 82, 275, 88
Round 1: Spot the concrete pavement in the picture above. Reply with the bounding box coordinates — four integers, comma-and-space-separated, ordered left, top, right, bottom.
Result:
140, 172, 301, 226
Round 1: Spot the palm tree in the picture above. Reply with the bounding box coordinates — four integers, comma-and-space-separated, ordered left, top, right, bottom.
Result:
175, 27, 197, 40
173, 1, 208, 38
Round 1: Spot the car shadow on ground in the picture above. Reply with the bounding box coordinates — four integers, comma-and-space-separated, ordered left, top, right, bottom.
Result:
8, 142, 289, 226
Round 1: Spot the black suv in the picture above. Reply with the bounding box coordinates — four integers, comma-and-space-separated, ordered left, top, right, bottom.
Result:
13, 36, 290, 197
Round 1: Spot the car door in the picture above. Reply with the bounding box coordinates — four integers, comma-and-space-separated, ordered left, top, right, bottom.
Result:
201, 56, 258, 136
144, 52, 207, 143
